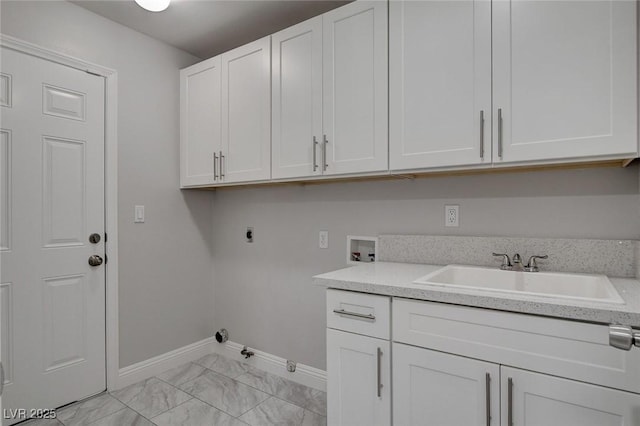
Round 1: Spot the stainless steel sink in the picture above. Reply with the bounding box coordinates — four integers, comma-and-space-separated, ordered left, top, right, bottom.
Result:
413, 265, 624, 304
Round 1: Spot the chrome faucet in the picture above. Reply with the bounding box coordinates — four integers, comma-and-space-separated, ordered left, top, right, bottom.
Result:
512, 253, 523, 271
493, 253, 548, 272
524, 255, 548, 272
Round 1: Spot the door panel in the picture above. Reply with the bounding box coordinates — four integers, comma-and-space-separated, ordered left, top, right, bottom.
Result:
0, 46, 105, 424
221, 37, 271, 183
390, 0, 491, 170
180, 57, 221, 187
393, 343, 500, 426
323, 1, 388, 175
272, 17, 323, 179
492, 0, 637, 163
502, 367, 640, 426
327, 328, 390, 426
42, 136, 86, 248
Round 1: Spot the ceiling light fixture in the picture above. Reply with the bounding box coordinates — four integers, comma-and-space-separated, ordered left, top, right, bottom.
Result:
134, 0, 170, 12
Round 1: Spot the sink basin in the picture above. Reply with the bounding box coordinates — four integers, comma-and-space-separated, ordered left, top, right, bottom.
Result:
413, 265, 624, 304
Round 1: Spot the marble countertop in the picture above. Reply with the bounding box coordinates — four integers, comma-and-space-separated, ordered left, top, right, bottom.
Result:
313, 262, 640, 327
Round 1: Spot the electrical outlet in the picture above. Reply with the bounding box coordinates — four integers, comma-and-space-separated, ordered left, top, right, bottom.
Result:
319, 230, 329, 249
445, 205, 459, 227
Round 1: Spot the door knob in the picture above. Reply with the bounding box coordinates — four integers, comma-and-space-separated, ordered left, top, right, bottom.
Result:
88, 255, 103, 267
89, 233, 101, 244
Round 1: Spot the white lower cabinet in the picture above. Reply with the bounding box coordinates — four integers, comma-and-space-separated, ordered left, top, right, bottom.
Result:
327, 328, 391, 426
393, 343, 500, 426
327, 291, 640, 426
502, 367, 640, 426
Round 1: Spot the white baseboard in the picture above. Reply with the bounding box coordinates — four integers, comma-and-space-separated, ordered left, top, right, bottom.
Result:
115, 337, 216, 390
212, 341, 327, 392
114, 337, 327, 393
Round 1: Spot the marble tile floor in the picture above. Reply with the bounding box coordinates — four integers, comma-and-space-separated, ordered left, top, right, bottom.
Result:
21, 353, 327, 426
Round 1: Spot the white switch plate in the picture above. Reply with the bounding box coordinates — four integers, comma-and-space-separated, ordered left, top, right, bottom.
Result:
319, 230, 329, 249
445, 205, 459, 227
134, 205, 145, 223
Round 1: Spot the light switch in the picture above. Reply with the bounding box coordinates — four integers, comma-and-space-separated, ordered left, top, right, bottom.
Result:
134, 205, 145, 223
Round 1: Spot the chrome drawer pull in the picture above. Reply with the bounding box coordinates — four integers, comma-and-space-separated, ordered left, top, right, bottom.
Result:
332, 309, 375, 321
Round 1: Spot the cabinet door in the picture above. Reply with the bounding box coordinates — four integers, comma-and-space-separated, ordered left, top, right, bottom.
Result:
502, 367, 640, 426
389, 0, 491, 171
221, 36, 271, 183
180, 57, 221, 187
394, 343, 500, 426
327, 329, 390, 426
322, 0, 388, 175
271, 17, 323, 180
493, 0, 637, 164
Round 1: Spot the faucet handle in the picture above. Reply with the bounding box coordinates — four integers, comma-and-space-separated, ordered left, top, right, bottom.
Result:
492, 253, 512, 270
525, 255, 548, 272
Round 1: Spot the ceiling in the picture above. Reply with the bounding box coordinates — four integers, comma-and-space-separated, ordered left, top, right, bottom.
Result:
72, 0, 349, 59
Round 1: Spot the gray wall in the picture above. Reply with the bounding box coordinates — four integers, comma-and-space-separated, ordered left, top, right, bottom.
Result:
212, 165, 640, 370
1, 1, 215, 367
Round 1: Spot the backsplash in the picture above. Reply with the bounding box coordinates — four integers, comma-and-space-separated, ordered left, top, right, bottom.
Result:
378, 235, 638, 278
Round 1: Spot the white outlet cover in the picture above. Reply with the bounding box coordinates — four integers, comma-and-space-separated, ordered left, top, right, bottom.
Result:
445, 205, 459, 227
134, 205, 145, 223
319, 230, 329, 249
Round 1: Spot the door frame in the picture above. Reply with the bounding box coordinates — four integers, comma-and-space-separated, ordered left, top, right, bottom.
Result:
0, 34, 120, 392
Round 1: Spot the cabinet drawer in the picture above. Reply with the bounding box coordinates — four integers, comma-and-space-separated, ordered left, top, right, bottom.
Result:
327, 290, 390, 340
393, 298, 640, 394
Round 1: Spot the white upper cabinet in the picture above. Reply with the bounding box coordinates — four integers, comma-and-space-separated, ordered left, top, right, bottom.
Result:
180, 57, 222, 187
390, 0, 492, 171
322, 1, 388, 175
492, 0, 638, 164
221, 36, 271, 183
271, 17, 323, 179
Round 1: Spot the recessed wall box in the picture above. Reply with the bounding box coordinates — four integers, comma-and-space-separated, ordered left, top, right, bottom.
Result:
347, 236, 378, 266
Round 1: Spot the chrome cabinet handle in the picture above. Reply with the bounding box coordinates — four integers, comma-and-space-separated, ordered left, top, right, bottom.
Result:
497, 108, 503, 159
213, 152, 218, 180
508, 377, 514, 426
220, 151, 225, 179
332, 309, 375, 321
485, 373, 491, 426
377, 347, 383, 398
313, 136, 318, 171
322, 134, 328, 171
480, 110, 485, 160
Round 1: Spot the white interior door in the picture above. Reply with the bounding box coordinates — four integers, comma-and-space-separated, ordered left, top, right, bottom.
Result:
389, 0, 492, 170
322, 0, 388, 176
492, 0, 637, 164
271, 17, 323, 180
0, 46, 106, 425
